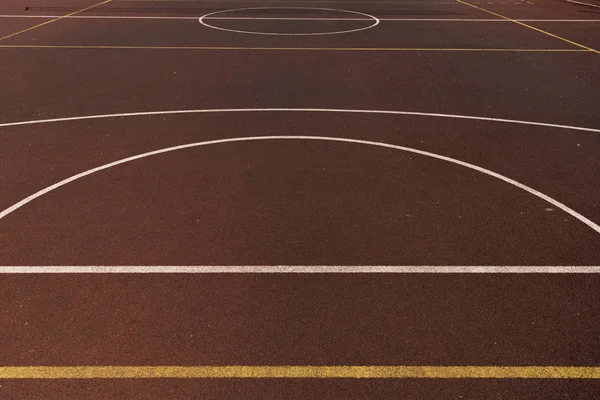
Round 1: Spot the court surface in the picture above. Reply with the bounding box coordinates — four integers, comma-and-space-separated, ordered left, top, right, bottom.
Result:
0, 0, 599, 397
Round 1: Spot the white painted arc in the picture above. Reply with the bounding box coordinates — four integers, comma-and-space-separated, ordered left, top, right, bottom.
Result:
198, 7, 380, 36
1, 108, 599, 133
1, 266, 600, 273
0, 135, 599, 235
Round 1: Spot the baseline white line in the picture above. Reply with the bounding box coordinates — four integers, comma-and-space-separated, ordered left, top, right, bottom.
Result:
1, 266, 599, 273
2, 15, 600, 22
205, 16, 452, 21
1, 108, 599, 133
205, 17, 600, 22
0, 14, 200, 20
0, 135, 599, 236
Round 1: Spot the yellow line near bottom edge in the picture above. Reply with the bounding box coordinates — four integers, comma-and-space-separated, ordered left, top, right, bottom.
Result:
0, 45, 591, 52
1, 366, 599, 379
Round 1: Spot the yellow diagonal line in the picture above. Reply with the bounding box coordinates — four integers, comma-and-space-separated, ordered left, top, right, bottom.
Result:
0, 0, 112, 41
1, 366, 600, 379
456, 0, 600, 54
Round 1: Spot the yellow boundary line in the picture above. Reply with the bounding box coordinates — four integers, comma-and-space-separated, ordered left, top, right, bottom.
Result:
0, 44, 591, 52
456, 0, 600, 54
1, 366, 600, 379
0, 0, 112, 41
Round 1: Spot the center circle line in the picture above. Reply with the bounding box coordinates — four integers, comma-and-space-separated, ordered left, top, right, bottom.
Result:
198, 7, 380, 36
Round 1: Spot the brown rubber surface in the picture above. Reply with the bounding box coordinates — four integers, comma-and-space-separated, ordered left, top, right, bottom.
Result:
0, 0, 599, 398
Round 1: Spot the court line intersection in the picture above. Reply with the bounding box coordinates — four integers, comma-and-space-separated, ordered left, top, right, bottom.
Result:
1, 1, 599, 390
0, 0, 112, 41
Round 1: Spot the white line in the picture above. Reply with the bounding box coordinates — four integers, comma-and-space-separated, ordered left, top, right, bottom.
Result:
123, 0, 461, 2
1, 14, 201, 20
206, 18, 600, 22
198, 7, 379, 36
1, 108, 599, 133
199, 16, 372, 21
1, 266, 600, 273
0, 45, 589, 51
566, 0, 600, 9
2, 15, 600, 22
1, 135, 599, 235
118, 0, 459, 2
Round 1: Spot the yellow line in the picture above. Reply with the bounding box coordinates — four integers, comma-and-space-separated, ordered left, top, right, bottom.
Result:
0, 0, 112, 41
1, 366, 600, 379
0, 44, 591, 52
124, 0, 460, 3
456, 0, 600, 54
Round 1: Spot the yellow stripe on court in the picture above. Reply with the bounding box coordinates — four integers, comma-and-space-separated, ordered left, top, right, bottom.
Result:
0, 0, 112, 41
1, 366, 599, 379
457, 0, 600, 54
0, 44, 591, 52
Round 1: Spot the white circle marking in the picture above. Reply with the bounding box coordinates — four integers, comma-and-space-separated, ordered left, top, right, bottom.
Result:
198, 7, 380, 36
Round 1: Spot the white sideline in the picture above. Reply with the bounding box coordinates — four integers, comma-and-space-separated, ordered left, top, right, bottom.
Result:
1, 266, 599, 273
1, 15, 600, 22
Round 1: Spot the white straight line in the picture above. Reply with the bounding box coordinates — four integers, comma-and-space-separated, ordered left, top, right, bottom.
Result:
566, 0, 600, 9
1, 266, 599, 273
1, 14, 201, 19
204, 17, 600, 22
117, 0, 453, 2
1, 15, 599, 22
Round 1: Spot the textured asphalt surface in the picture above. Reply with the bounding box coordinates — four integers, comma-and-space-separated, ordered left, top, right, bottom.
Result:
0, 0, 599, 398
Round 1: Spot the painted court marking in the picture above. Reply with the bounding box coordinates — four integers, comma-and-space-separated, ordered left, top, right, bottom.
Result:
0, 0, 112, 41
0, 109, 598, 269
0, 44, 588, 52
1, 266, 600, 273
1, 134, 599, 235
1, 365, 599, 379
2, 15, 600, 22
2, 107, 599, 132
566, 0, 600, 9
198, 7, 379, 35
457, 0, 600, 54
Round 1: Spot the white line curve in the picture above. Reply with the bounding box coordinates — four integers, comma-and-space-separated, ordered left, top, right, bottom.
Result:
1, 108, 599, 133
0, 135, 599, 235
198, 7, 379, 36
